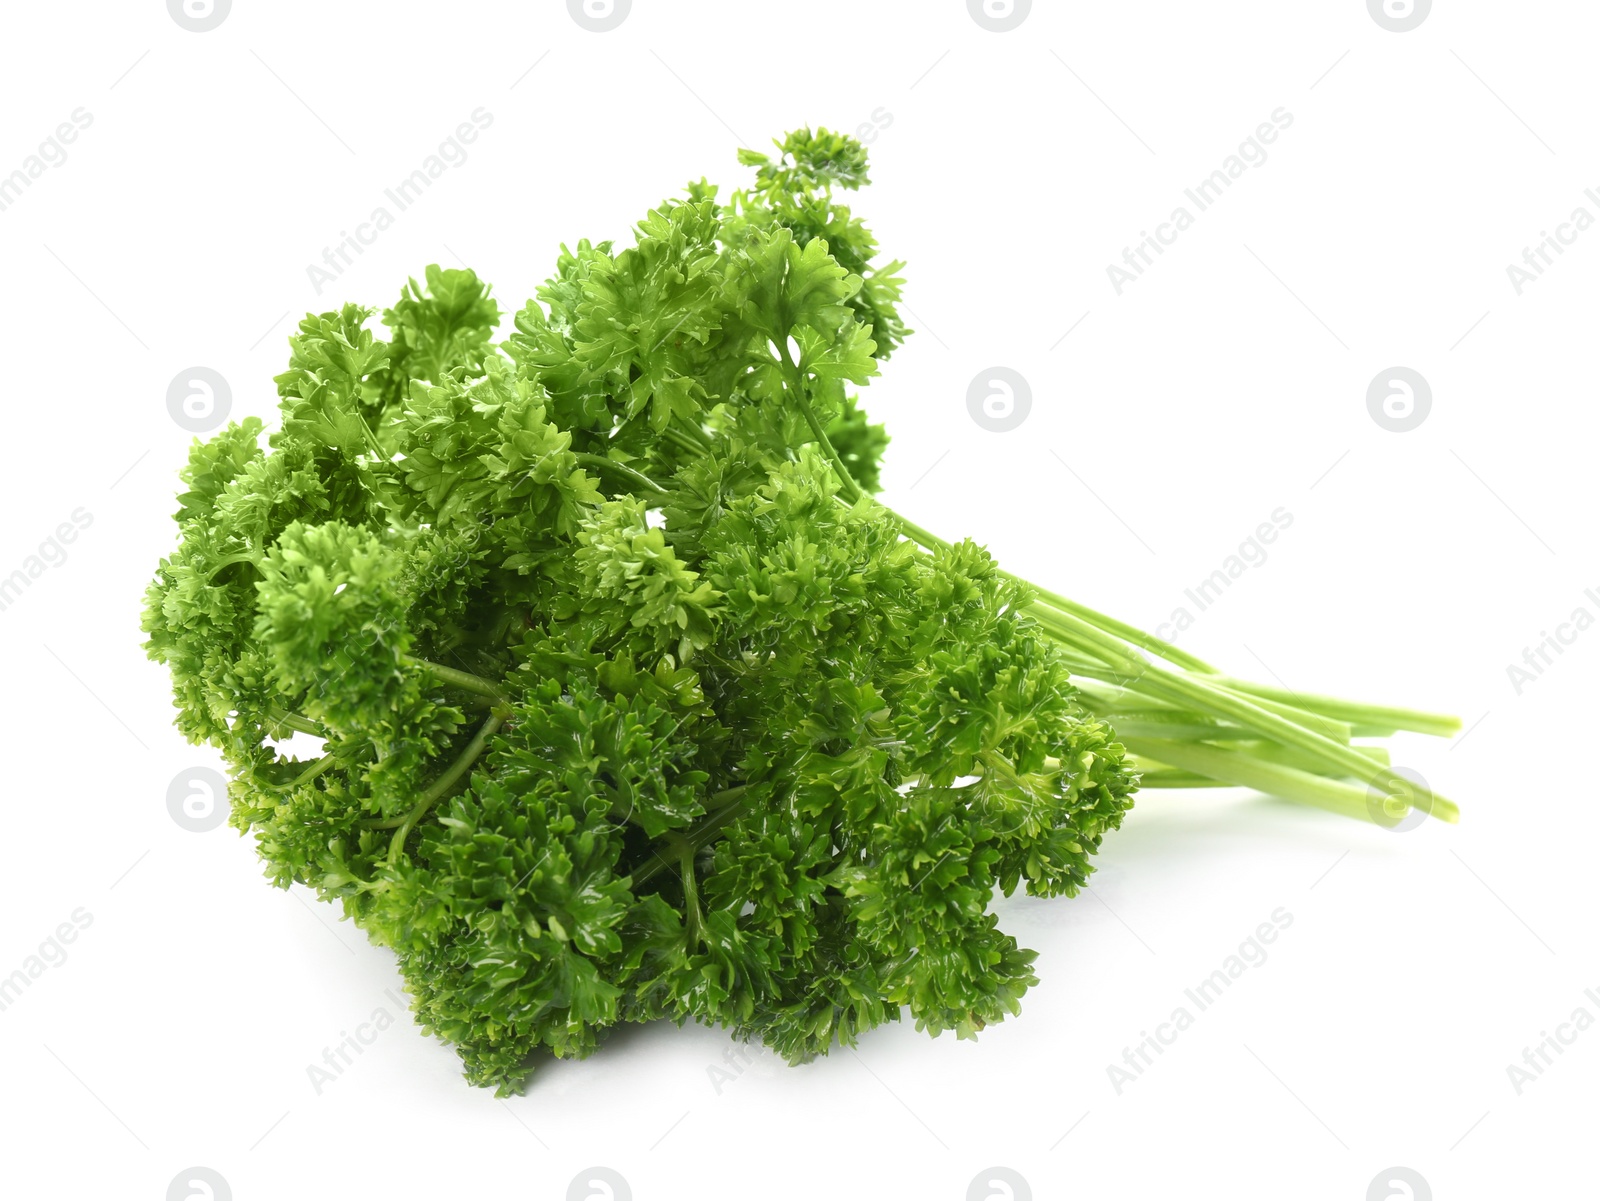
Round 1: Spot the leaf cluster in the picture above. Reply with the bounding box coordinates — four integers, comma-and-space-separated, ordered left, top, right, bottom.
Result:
143, 129, 1134, 1093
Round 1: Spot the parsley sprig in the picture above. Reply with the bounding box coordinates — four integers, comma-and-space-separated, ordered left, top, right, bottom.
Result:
144, 129, 1458, 1093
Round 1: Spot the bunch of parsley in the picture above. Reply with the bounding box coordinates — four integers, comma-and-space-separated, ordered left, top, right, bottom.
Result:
144, 129, 1458, 1093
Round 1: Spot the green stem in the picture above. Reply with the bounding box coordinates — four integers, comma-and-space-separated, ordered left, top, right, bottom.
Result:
1107, 719, 1253, 742
1041, 612, 1322, 743
709, 784, 748, 809
1123, 736, 1449, 826
888, 511, 948, 552
777, 338, 864, 504
632, 788, 755, 890
206, 550, 264, 580
1240, 739, 1391, 774
409, 658, 512, 707
377, 711, 505, 861
573, 453, 670, 498
1210, 676, 1461, 738
668, 418, 713, 452
1007, 573, 1218, 675
267, 707, 326, 739
253, 752, 337, 794
665, 832, 703, 947
884, 507, 1216, 675
1025, 602, 1354, 742
1134, 667, 1456, 822
354, 406, 387, 461
1126, 762, 1228, 788
1016, 596, 1458, 820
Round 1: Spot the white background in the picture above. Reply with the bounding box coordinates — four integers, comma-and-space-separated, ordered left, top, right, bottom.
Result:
0, 2, 1594, 1198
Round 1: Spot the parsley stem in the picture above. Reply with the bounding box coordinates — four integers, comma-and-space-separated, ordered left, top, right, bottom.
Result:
664, 832, 703, 947
1046, 637, 1353, 743
631, 788, 754, 891
668, 419, 713, 452
888, 511, 950, 551
1207, 677, 1461, 738
883, 505, 1217, 675
1122, 736, 1422, 825
254, 752, 337, 793
205, 550, 264, 580
1018, 596, 1457, 823
573, 453, 670, 498
1132, 668, 1456, 822
1011, 577, 1218, 675
1124, 764, 1222, 788
267, 706, 326, 738
410, 658, 513, 706
778, 337, 864, 504
380, 710, 506, 859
